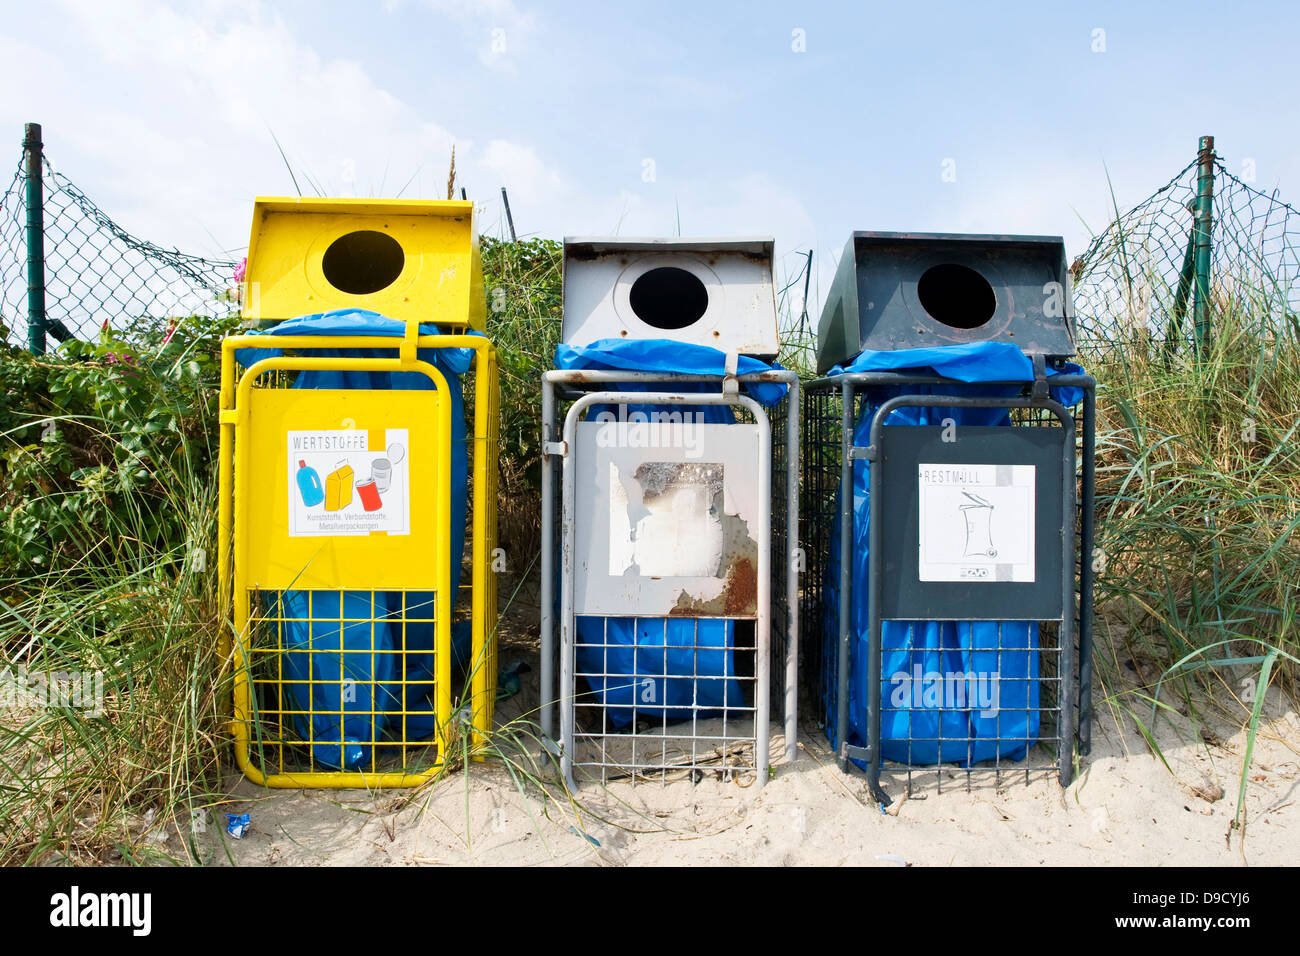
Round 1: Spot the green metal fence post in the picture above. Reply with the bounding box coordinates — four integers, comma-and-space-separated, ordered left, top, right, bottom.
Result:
1192, 134, 1215, 356
1164, 224, 1197, 362
23, 122, 46, 355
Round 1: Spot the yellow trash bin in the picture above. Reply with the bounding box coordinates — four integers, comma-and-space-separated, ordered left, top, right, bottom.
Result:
218, 197, 498, 788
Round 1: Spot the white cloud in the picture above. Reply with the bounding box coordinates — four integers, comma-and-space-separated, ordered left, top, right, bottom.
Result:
6, 0, 559, 256
424, 0, 536, 69
4, 0, 820, 326
479, 139, 564, 207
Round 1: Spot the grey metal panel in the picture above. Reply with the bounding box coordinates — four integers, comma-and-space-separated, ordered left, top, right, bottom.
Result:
877, 425, 1067, 620
815, 236, 862, 374
816, 231, 1077, 372
562, 237, 780, 356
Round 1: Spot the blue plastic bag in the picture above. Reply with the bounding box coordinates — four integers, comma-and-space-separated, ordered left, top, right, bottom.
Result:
576, 617, 745, 728
554, 338, 789, 407
278, 589, 396, 770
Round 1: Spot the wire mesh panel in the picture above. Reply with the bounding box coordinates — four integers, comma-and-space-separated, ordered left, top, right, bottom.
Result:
571, 615, 760, 784
1072, 155, 1300, 363
872, 596, 1066, 796
801, 375, 1093, 799
799, 387, 843, 735
243, 588, 443, 778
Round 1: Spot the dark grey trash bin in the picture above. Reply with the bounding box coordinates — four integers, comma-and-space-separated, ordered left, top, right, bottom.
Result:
802, 232, 1096, 803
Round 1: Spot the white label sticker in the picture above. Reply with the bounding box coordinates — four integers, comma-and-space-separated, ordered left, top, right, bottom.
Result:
607, 461, 725, 577
917, 463, 1035, 582
287, 428, 409, 537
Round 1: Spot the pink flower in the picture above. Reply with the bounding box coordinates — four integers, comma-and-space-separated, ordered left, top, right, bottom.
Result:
233, 257, 247, 284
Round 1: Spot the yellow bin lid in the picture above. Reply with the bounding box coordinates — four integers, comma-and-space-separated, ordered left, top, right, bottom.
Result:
243, 197, 485, 330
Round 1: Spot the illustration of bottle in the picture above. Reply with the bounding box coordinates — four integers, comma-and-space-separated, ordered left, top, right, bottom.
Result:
296, 460, 324, 507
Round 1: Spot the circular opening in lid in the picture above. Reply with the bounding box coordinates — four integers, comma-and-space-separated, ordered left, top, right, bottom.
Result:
629, 266, 709, 330
321, 230, 405, 295
916, 263, 996, 329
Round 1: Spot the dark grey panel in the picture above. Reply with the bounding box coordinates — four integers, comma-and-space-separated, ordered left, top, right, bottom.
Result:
878, 425, 1067, 620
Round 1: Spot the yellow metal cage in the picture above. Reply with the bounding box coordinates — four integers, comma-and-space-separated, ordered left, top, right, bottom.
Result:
217, 197, 497, 789
218, 335, 499, 787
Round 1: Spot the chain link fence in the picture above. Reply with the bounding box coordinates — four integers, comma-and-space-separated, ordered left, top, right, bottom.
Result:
1072, 147, 1299, 361
2, 128, 1296, 364
0, 128, 237, 350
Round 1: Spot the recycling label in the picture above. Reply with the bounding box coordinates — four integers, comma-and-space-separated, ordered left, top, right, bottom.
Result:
917, 463, 1035, 582
287, 428, 409, 537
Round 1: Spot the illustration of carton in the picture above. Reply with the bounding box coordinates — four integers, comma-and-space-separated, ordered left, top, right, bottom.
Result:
325, 463, 354, 511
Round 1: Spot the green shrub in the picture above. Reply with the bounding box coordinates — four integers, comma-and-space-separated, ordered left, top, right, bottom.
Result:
479, 235, 562, 558
0, 314, 239, 583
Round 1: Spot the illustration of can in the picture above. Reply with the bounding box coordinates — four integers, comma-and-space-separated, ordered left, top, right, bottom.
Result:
371, 458, 392, 493
960, 492, 997, 558
356, 479, 383, 512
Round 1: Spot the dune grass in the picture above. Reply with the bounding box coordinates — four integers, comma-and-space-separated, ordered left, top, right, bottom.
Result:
0, 404, 227, 864
1084, 296, 1298, 692
1079, 279, 1299, 842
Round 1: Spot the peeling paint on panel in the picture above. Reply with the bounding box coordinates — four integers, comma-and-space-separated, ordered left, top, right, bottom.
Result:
574, 419, 762, 618
669, 554, 759, 618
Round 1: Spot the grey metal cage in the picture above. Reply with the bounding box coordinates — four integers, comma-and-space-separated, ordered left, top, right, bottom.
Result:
540, 369, 799, 788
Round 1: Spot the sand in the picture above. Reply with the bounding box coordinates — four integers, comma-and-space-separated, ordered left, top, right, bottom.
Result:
196, 658, 1298, 867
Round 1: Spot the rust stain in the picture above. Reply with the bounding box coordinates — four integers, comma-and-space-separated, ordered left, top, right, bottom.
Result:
723, 557, 757, 615
668, 555, 758, 618
633, 461, 723, 504
610, 456, 760, 618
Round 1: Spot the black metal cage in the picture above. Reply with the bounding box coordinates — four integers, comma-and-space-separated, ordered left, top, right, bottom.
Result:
800, 370, 1095, 802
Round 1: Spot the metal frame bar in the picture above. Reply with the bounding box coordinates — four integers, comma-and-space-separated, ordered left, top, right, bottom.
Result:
540, 369, 799, 789
805, 369, 1095, 803
1193, 135, 1216, 356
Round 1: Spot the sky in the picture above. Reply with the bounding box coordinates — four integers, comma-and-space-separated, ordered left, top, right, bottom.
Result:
4, 0, 1298, 310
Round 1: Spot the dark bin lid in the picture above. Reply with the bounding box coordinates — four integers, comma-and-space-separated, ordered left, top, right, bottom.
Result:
816, 232, 1077, 373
